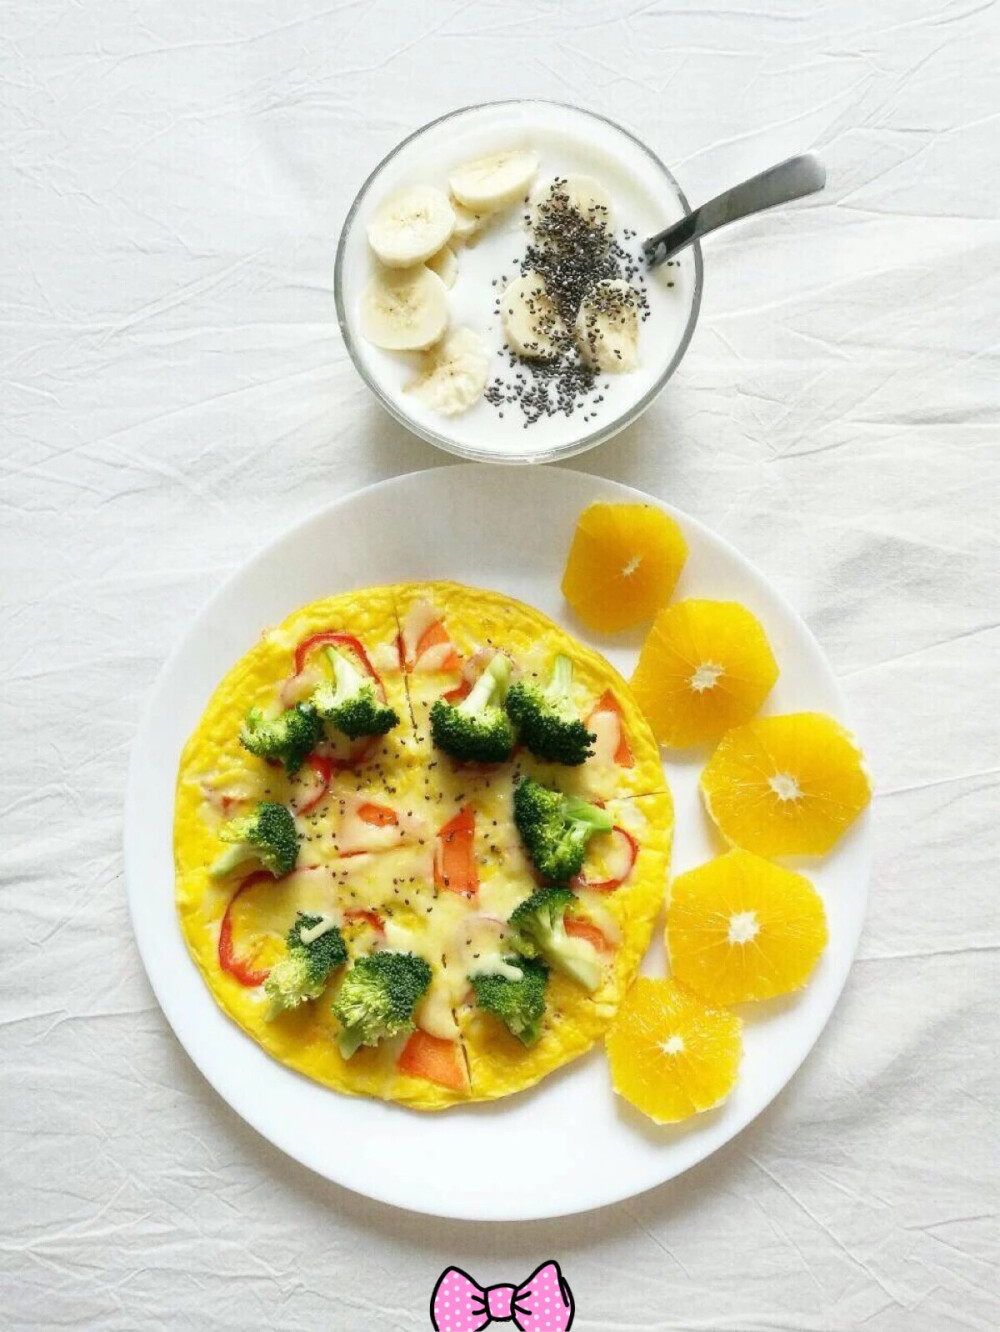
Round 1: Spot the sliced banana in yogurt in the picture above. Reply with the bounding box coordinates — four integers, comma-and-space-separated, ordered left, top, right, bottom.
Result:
406, 327, 491, 415
367, 186, 455, 268
360, 265, 449, 351
501, 271, 568, 361
575, 279, 640, 372
448, 149, 539, 212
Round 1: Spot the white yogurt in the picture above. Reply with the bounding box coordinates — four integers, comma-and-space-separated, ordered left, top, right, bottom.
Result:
336, 101, 701, 462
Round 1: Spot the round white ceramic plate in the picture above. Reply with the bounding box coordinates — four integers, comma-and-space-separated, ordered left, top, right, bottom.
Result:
125, 465, 871, 1221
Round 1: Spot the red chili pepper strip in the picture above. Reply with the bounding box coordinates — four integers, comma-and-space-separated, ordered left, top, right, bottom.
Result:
217, 870, 274, 987
574, 825, 639, 892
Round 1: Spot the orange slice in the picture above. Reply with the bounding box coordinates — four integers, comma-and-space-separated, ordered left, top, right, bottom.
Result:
631, 599, 778, 747
561, 502, 688, 633
668, 849, 828, 1004
701, 713, 871, 857
606, 978, 741, 1123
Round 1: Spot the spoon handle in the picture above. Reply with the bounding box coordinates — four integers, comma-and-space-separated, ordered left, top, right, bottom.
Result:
643, 152, 826, 268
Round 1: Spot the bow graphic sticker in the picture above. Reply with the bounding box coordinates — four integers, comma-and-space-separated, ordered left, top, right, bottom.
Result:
430, 1261, 574, 1330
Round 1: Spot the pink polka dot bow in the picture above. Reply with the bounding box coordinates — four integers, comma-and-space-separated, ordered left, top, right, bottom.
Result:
430, 1260, 574, 1331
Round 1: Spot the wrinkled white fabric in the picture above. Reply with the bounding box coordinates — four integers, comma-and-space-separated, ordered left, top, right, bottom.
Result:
2, 2, 997, 1329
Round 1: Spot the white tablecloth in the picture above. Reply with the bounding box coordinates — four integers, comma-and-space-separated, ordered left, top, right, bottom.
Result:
3, 2, 997, 1328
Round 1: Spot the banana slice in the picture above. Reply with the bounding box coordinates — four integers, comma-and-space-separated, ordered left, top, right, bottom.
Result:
501, 272, 568, 361
426, 244, 459, 289
366, 186, 455, 268
360, 265, 449, 351
449, 149, 540, 212
532, 174, 614, 231
450, 197, 488, 243
575, 279, 640, 372
406, 327, 491, 416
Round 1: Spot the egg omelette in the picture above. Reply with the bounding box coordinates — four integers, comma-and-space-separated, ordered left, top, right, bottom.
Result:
175, 582, 673, 1110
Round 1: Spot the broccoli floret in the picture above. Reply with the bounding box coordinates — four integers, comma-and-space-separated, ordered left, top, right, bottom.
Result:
513, 777, 613, 883
209, 800, 299, 879
508, 887, 603, 993
331, 951, 432, 1058
240, 702, 323, 774
470, 956, 549, 1045
429, 654, 515, 764
505, 654, 596, 765
265, 913, 348, 1019
312, 648, 399, 739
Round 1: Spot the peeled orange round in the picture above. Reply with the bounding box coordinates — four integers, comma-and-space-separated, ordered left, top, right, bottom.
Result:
701, 712, 871, 857
561, 502, 688, 634
630, 599, 778, 747
668, 849, 828, 1004
605, 978, 742, 1123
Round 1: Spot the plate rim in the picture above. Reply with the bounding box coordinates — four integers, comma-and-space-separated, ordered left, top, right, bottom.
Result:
124, 463, 871, 1221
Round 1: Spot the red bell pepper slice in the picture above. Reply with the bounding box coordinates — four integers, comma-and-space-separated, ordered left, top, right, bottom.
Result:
587, 689, 634, 767
291, 630, 389, 772
294, 630, 383, 686
574, 825, 639, 892
434, 805, 478, 896
217, 870, 274, 987
397, 1030, 469, 1091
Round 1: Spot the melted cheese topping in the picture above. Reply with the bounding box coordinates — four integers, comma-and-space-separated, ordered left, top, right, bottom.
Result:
174, 581, 672, 1111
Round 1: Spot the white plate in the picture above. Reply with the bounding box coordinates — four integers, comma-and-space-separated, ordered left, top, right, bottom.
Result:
125, 465, 871, 1221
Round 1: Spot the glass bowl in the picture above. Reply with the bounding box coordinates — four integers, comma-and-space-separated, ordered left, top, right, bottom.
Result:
334, 100, 703, 464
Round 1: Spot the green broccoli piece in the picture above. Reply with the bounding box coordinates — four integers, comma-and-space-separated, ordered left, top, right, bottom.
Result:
429, 654, 515, 764
331, 951, 432, 1058
209, 800, 299, 879
470, 956, 549, 1045
240, 702, 323, 774
312, 648, 399, 740
512, 777, 613, 883
505, 654, 596, 765
508, 887, 603, 993
264, 913, 348, 1019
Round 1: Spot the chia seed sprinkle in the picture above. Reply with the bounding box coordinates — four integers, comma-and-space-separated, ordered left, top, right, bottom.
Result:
485, 178, 654, 427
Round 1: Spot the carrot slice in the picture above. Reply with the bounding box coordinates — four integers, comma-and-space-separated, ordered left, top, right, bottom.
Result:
588, 689, 634, 767
442, 679, 472, 705
356, 801, 398, 828
343, 907, 385, 937
397, 1030, 468, 1091
434, 805, 478, 896
564, 916, 612, 953
415, 620, 463, 673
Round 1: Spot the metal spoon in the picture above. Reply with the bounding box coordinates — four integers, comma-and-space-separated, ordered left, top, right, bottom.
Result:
644, 152, 826, 268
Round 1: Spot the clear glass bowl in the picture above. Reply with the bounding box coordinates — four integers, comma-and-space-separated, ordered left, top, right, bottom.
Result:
334, 100, 703, 464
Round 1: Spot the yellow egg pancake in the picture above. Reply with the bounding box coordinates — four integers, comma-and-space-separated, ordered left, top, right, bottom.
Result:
175, 582, 672, 1111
